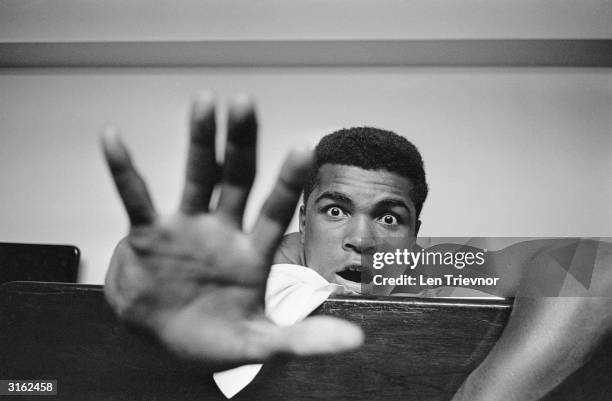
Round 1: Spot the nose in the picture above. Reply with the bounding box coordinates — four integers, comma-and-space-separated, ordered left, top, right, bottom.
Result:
342, 215, 376, 254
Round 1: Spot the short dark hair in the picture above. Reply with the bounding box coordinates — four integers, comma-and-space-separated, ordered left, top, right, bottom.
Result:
303, 127, 428, 217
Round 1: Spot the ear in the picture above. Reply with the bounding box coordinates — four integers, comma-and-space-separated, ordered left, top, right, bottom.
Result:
299, 204, 306, 244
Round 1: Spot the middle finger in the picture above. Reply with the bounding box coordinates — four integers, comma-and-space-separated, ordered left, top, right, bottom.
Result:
215, 95, 257, 226
179, 93, 219, 215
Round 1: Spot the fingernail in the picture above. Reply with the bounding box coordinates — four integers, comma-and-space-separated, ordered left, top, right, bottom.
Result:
100, 125, 122, 152
228, 94, 256, 118
192, 92, 216, 117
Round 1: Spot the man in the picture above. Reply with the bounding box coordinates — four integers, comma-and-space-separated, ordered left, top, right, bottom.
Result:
103, 94, 612, 400
274, 126, 426, 296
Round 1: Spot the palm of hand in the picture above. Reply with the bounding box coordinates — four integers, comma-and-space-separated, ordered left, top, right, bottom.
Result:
107, 215, 272, 364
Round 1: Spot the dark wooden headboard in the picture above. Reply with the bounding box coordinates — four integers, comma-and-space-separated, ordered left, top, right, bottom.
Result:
0, 282, 609, 400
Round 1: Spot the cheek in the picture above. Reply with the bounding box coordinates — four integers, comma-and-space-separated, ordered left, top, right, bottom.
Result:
304, 213, 330, 240
305, 223, 332, 256
377, 226, 415, 245
304, 218, 343, 265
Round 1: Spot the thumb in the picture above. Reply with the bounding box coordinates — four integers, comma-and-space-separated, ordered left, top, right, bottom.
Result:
266, 316, 364, 357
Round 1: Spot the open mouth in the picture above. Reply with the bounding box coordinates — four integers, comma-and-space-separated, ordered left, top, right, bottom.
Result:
336, 265, 374, 284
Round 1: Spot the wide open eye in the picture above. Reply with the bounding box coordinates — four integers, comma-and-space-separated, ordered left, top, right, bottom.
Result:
377, 214, 399, 226
325, 206, 347, 218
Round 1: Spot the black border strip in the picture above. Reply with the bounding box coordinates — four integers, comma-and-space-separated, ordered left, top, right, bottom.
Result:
1, 39, 610, 67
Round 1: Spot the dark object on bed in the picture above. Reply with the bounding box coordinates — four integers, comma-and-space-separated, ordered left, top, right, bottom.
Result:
0, 242, 80, 284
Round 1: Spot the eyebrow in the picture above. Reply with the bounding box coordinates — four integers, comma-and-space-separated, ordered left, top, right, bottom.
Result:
375, 199, 411, 212
314, 192, 411, 213
314, 191, 354, 206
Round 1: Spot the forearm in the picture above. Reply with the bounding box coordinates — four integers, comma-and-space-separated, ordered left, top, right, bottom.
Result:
453, 296, 612, 400
453, 239, 612, 400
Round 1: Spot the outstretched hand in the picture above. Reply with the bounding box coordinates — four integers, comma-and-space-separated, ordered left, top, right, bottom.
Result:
102, 94, 363, 367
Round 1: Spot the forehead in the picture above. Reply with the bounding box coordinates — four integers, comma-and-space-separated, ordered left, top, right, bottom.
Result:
309, 164, 415, 209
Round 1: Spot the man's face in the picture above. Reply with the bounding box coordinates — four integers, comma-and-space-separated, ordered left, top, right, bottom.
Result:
300, 164, 419, 294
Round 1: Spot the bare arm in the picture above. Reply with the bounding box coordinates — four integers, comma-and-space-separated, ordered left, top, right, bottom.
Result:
452, 240, 612, 400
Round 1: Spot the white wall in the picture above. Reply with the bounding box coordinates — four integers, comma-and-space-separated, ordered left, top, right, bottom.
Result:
2, 0, 610, 41
0, 67, 610, 283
